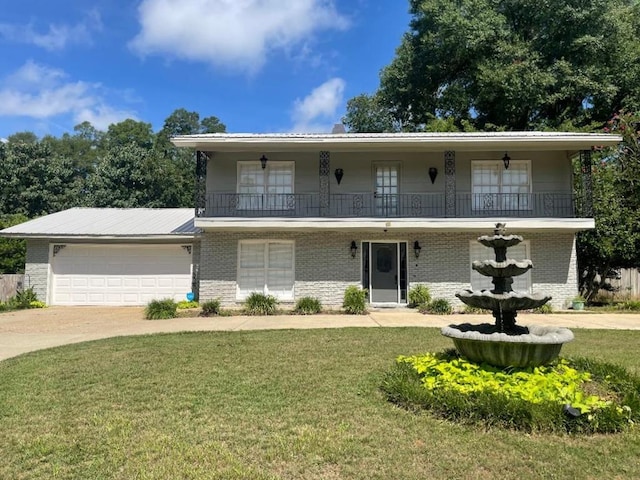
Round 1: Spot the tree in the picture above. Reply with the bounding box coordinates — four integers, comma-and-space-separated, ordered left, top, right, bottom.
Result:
0, 214, 27, 273
577, 111, 640, 299
345, 0, 640, 132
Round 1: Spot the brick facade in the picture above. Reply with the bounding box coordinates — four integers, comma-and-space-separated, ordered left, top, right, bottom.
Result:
199, 230, 579, 310
24, 239, 50, 303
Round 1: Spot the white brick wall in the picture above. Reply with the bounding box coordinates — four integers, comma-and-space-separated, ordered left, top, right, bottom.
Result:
199, 230, 579, 310
24, 239, 50, 303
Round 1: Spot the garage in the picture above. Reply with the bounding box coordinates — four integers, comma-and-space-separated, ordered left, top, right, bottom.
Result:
0, 208, 198, 306
50, 244, 193, 305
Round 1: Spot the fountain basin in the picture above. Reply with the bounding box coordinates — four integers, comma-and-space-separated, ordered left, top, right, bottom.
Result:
442, 323, 574, 367
472, 259, 532, 278
478, 234, 523, 249
456, 290, 551, 311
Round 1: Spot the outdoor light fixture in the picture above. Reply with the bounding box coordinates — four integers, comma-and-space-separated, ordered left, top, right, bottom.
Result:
413, 240, 422, 258
350, 240, 358, 258
260, 155, 268, 169
428, 167, 438, 184
502, 152, 511, 170
335, 168, 344, 184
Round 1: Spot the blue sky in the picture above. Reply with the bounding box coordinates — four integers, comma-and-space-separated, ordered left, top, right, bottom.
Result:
0, 0, 410, 139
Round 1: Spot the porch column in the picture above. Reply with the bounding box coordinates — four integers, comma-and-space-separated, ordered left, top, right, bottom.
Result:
580, 149, 593, 217
195, 151, 209, 217
444, 150, 456, 217
319, 150, 330, 216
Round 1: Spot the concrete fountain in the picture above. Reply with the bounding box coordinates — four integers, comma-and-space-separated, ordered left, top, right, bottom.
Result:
442, 223, 574, 367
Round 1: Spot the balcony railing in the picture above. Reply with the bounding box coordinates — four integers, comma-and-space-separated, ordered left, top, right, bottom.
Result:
198, 193, 578, 218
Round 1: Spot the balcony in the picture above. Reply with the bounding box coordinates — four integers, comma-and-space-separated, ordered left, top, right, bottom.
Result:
197, 193, 579, 218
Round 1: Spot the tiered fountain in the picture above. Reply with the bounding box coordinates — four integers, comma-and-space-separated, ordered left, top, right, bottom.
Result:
442, 223, 574, 367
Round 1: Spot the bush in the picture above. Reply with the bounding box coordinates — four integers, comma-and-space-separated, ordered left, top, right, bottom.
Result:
200, 299, 222, 316
533, 303, 554, 314
619, 300, 640, 311
408, 284, 431, 308
244, 293, 278, 315
382, 351, 640, 434
7, 287, 39, 310
343, 286, 368, 314
294, 296, 322, 315
419, 298, 452, 314
177, 300, 199, 309
29, 301, 46, 309
145, 299, 178, 320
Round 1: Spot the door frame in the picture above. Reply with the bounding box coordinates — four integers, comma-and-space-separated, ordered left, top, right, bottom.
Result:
361, 240, 408, 305
372, 162, 401, 217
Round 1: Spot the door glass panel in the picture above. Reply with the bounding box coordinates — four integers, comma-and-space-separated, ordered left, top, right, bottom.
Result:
375, 165, 398, 216
376, 246, 393, 272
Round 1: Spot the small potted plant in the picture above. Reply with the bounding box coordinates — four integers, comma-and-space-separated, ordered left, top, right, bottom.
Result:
571, 295, 586, 311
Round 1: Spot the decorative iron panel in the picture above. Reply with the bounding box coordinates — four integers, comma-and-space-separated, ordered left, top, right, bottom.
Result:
444, 150, 456, 217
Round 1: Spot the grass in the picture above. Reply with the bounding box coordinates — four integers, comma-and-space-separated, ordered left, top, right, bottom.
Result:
0, 328, 639, 479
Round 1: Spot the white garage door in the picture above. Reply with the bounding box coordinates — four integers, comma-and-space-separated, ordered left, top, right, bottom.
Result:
51, 244, 193, 305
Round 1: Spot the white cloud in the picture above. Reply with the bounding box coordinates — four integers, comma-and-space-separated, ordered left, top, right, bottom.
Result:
290, 77, 345, 133
0, 61, 136, 131
130, 0, 349, 72
0, 10, 102, 51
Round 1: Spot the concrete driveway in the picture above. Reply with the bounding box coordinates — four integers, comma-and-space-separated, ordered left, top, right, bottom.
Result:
1, 306, 639, 362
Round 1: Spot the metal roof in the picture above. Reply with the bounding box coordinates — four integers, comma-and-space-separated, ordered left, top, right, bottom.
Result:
171, 131, 622, 152
0, 208, 197, 239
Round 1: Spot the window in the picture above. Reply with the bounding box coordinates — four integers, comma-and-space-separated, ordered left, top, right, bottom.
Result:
237, 162, 294, 210
472, 161, 531, 211
237, 240, 294, 300
469, 241, 531, 293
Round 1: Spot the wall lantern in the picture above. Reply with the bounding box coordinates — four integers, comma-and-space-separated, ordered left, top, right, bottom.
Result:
413, 240, 422, 258
428, 167, 438, 184
350, 240, 358, 258
260, 155, 268, 169
335, 168, 344, 185
502, 152, 511, 170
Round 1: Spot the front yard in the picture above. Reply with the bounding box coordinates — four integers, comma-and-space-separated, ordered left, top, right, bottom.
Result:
0, 327, 638, 479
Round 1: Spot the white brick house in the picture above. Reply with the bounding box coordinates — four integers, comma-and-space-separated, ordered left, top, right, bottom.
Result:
171, 131, 620, 310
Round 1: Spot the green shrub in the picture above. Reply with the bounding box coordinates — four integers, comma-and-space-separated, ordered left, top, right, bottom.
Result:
145, 299, 178, 320
294, 296, 322, 315
7, 287, 39, 310
462, 305, 490, 314
408, 284, 431, 308
177, 300, 199, 309
343, 286, 368, 314
382, 351, 639, 434
200, 299, 222, 316
619, 300, 640, 311
419, 298, 452, 314
244, 293, 278, 315
533, 303, 554, 314
0, 302, 7, 312
28, 301, 46, 309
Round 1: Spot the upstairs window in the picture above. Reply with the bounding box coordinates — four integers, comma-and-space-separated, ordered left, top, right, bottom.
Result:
237, 162, 294, 210
472, 161, 531, 211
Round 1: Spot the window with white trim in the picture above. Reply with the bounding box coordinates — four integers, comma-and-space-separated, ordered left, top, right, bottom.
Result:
237, 161, 294, 210
237, 240, 295, 300
469, 241, 531, 292
472, 161, 531, 211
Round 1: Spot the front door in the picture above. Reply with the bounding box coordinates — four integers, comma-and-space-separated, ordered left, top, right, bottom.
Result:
370, 242, 398, 303
375, 164, 399, 216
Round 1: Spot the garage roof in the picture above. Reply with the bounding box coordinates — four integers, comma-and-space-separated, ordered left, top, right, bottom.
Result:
0, 208, 197, 239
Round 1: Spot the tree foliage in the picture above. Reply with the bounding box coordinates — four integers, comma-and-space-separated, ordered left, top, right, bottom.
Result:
0, 214, 28, 273
577, 111, 640, 299
345, 0, 640, 132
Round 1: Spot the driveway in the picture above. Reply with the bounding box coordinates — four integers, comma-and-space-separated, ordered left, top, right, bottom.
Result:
1, 306, 639, 362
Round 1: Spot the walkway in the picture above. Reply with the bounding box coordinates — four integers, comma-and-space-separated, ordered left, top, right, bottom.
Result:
1, 306, 639, 362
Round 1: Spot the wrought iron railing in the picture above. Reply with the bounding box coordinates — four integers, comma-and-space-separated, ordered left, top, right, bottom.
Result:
198, 193, 577, 218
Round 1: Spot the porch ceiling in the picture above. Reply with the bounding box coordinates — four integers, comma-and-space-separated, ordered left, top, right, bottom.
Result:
194, 217, 595, 233
171, 132, 621, 153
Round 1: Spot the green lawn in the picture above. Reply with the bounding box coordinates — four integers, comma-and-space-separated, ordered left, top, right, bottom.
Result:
0, 328, 639, 479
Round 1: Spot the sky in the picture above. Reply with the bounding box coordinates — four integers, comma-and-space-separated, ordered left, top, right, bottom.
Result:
0, 0, 411, 139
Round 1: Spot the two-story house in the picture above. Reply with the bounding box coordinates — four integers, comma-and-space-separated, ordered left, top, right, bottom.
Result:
171, 131, 620, 310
